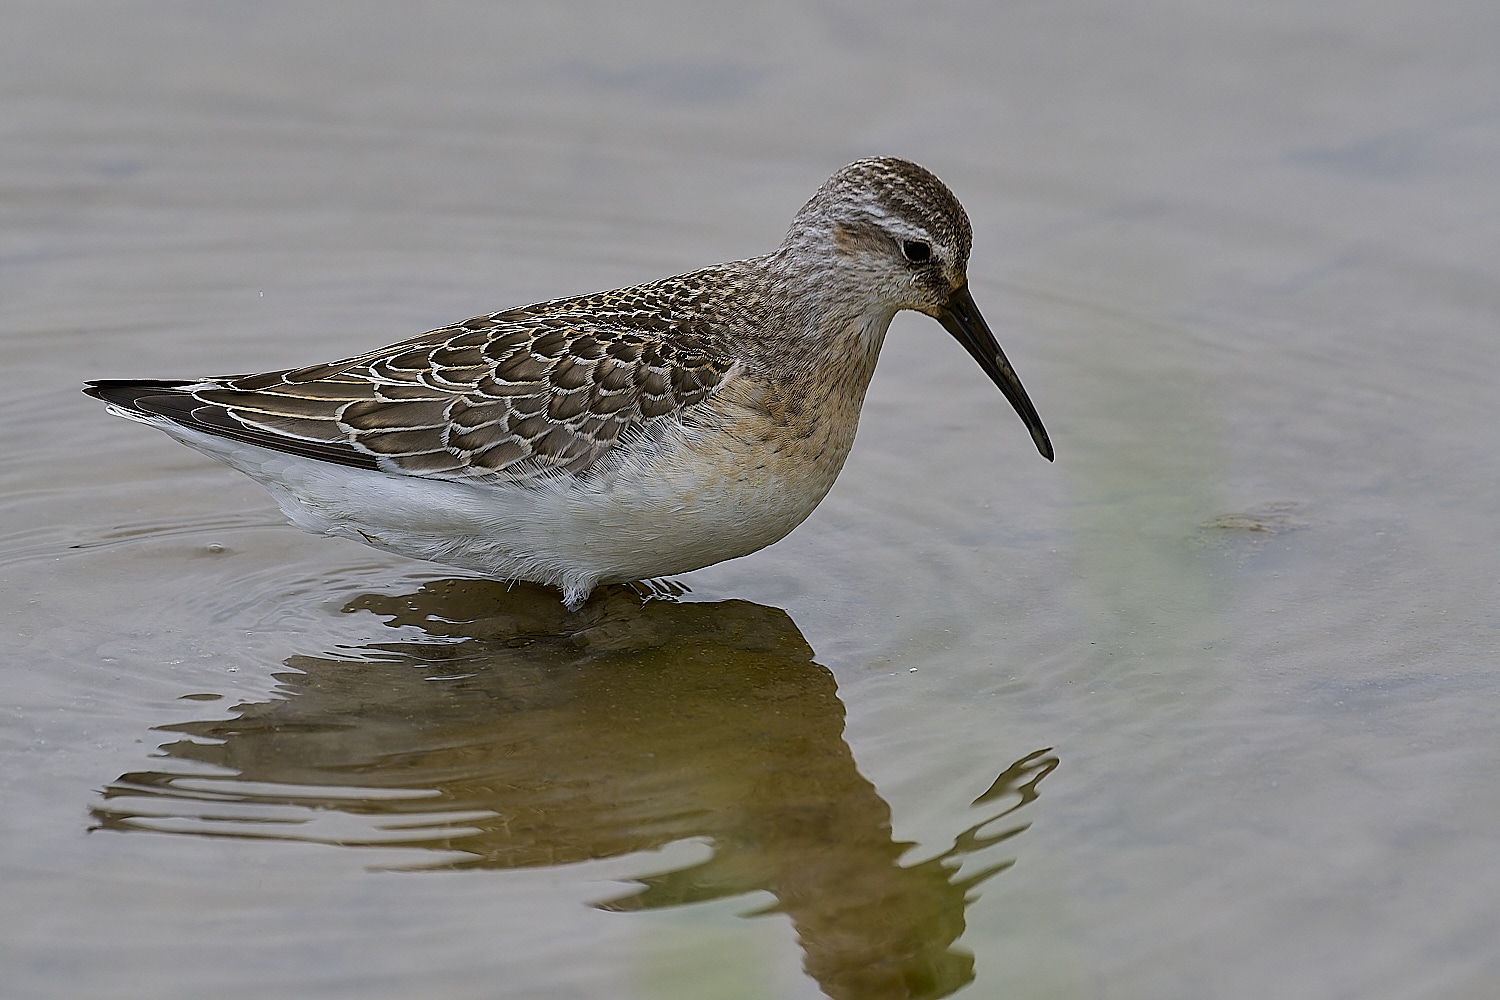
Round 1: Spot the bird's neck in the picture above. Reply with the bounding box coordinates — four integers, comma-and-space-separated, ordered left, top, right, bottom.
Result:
752, 248, 899, 380
731, 251, 898, 444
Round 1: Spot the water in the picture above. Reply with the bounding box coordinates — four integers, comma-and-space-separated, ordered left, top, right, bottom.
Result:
4, 2, 1498, 998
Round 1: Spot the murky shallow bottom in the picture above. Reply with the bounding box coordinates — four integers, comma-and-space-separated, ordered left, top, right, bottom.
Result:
4, 3, 1500, 998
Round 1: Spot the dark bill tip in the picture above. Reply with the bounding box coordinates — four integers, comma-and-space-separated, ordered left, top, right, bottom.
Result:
937, 285, 1054, 461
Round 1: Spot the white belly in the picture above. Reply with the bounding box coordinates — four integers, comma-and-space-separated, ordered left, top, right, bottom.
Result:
139, 414, 841, 608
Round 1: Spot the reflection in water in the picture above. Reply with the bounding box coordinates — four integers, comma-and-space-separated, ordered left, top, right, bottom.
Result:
94, 581, 1056, 1000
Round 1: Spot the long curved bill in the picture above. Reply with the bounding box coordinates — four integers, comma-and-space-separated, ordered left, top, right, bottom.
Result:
937, 284, 1054, 461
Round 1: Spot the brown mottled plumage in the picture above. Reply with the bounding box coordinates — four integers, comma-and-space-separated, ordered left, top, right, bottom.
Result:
86, 157, 1051, 608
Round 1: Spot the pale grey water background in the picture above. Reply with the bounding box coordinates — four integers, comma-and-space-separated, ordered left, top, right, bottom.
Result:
3, 2, 1498, 998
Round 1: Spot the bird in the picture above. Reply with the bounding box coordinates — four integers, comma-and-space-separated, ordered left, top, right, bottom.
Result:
85, 157, 1052, 610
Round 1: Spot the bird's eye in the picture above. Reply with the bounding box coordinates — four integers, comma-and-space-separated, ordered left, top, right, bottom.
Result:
901, 239, 932, 263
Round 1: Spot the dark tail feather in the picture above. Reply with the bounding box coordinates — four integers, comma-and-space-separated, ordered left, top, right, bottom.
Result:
83, 379, 379, 470
84, 379, 196, 414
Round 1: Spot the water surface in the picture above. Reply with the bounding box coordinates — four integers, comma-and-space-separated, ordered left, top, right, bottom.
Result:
3, 2, 1498, 998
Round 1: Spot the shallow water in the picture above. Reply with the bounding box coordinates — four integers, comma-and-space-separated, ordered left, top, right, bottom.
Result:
4, 2, 1499, 998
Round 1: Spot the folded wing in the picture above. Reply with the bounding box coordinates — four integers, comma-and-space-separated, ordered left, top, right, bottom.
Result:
86, 300, 737, 483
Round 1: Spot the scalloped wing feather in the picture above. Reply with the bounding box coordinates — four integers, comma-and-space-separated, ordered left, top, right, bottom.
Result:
89, 276, 742, 483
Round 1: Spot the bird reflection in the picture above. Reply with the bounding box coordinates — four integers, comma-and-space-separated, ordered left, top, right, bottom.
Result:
94, 580, 1057, 1000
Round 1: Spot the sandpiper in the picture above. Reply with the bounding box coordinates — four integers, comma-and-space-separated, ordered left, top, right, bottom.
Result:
86, 157, 1052, 609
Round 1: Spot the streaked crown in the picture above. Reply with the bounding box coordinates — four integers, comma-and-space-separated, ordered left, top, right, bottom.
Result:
789, 157, 974, 269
